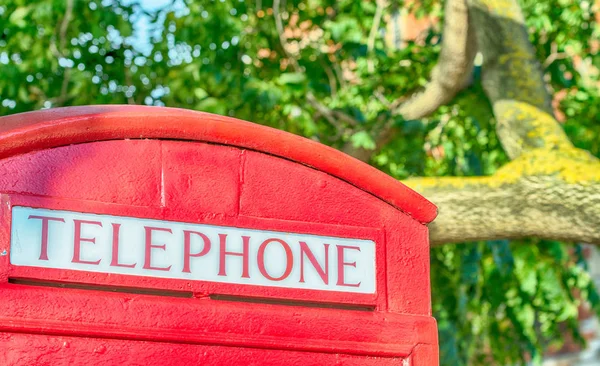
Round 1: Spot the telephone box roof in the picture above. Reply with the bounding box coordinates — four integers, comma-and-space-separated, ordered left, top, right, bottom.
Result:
0, 105, 437, 224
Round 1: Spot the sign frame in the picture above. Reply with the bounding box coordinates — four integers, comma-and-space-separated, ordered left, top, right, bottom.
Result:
2, 194, 386, 308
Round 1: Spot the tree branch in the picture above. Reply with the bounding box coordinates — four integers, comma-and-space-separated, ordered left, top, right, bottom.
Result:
48, 0, 74, 107
342, 0, 476, 162
394, 0, 476, 120
467, 0, 571, 159
405, 149, 600, 245
125, 67, 136, 105
306, 93, 343, 130
273, 0, 301, 71
542, 42, 568, 69
321, 60, 338, 96
273, 0, 360, 132
367, 0, 387, 73
59, 0, 74, 52
399, 0, 600, 248
367, 0, 387, 54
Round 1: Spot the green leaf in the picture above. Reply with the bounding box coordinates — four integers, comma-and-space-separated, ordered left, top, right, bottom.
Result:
196, 97, 227, 115
9, 6, 30, 27
349, 131, 376, 150
194, 88, 208, 100
276, 73, 306, 85
519, 265, 538, 296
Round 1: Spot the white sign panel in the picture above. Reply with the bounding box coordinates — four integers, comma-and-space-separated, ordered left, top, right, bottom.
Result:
10, 206, 376, 294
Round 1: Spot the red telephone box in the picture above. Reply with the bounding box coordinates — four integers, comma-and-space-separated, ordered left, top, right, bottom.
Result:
0, 106, 438, 365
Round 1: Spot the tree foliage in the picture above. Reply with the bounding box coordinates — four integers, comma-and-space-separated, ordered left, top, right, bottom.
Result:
1, 0, 600, 364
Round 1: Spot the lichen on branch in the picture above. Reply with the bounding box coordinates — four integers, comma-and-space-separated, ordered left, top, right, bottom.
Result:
490, 101, 573, 159
467, 0, 559, 159
405, 150, 600, 245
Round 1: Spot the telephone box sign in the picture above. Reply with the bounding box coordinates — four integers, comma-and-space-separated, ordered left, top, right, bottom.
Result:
10, 206, 376, 294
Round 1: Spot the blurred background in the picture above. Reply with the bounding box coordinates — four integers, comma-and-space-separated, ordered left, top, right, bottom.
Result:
1, 0, 600, 364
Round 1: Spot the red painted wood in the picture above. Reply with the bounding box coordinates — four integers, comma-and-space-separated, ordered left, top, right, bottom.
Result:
0, 284, 436, 357
162, 141, 241, 217
240, 150, 395, 227
384, 217, 432, 314
0, 106, 439, 364
411, 344, 440, 365
0, 139, 161, 206
0, 333, 410, 366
